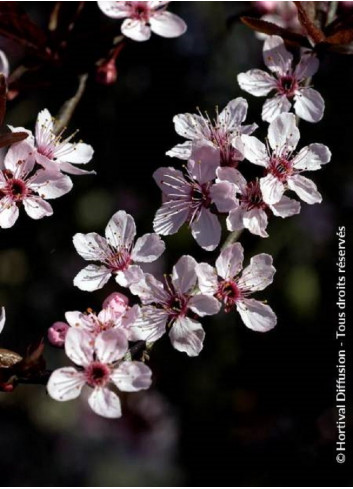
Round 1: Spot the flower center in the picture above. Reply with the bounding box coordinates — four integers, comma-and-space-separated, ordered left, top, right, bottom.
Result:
166, 294, 189, 318
85, 361, 110, 387
268, 156, 293, 182
108, 249, 132, 272
241, 180, 267, 210
277, 75, 298, 97
131, 2, 150, 21
216, 280, 241, 312
6, 178, 28, 201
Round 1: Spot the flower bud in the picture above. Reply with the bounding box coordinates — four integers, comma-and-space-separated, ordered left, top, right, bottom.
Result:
96, 59, 118, 85
48, 321, 69, 348
103, 292, 129, 315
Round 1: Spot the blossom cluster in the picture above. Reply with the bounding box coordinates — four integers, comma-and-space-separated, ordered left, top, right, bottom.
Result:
0, 109, 94, 228
0, 2, 333, 423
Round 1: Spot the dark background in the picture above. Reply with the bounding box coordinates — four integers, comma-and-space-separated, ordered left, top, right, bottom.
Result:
0, 2, 352, 486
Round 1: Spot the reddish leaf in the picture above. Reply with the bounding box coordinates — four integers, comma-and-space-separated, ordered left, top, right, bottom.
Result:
0, 131, 28, 148
326, 28, 353, 45
241, 17, 311, 48
294, 2, 326, 43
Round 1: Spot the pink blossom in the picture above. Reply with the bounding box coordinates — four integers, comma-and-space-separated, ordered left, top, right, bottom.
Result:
0, 307, 5, 334
130, 255, 221, 357
48, 322, 69, 348
167, 98, 257, 166
97, 1, 187, 42
47, 328, 152, 418
0, 141, 73, 228
239, 113, 331, 206
154, 143, 237, 251
0, 50, 9, 78
64, 297, 139, 341
196, 243, 277, 332
238, 36, 325, 123
102, 292, 129, 315
31, 109, 95, 176
73, 210, 165, 291
256, 2, 303, 40
216, 167, 300, 238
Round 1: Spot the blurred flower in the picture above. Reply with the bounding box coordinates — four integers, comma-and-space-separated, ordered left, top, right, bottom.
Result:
73, 210, 165, 291
167, 97, 257, 167
130, 255, 220, 356
0, 141, 73, 228
238, 36, 324, 123
154, 143, 236, 251
216, 168, 300, 238
196, 243, 277, 332
0, 50, 9, 78
239, 113, 331, 205
255, 1, 303, 40
0, 307, 5, 334
48, 322, 69, 348
47, 328, 152, 418
97, 1, 187, 42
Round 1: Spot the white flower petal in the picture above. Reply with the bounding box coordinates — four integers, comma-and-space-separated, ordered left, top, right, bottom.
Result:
0, 307, 5, 334
169, 317, 205, 357
241, 135, 269, 166
47, 367, 85, 401
237, 298, 277, 332
115, 265, 144, 287
131, 233, 165, 262
195, 262, 219, 295
0, 49, 9, 78
216, 242, 244, 280
268, 113, 300, 153
65, 311, 95, 331
172, 255, 198, 294
294, 88, 324, 123
72, 232, 110, 261
166, 141, 192, 160
292, 143, 331, 171
149, 11, 187, 38
130, 273, 169, 304
226, 206, 246, 232
95, 329, 128, 364
23, 196, 53, 220
73, 264, 111, 291
238, 254, 275, 292
121, 18, 151, 42
287, 174, 322, 204
187, 142, 220, 185
62, 143, 94, 164
57, 161, 96, 175
294, 53, 319, 80
210, 181, 237, 213
243, 208, 269, 238
0, 199, 19, 228
4, 141, 35, 176
261, 95, 291, 123
111, 361, 152, 392
260, 174, 285, 205
65, 328, 94, 367
30, 170, 73, 199
189, 294, 221, 317
218, 97, 248, 129
263, 35, 293, 75
269, 195, 301, 217
131, 306, 167, 342
97, 1, 132, 18
216, 166, 247, 194
105, 210, 136, 249
191, 208, 221, 251
173, 113, 209, 140
88, 387, 122, 418
237, 70, 276, 96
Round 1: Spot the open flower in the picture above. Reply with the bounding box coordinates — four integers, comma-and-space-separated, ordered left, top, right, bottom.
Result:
98, 1, 187, 42
167, 98, 257, 166
130, 255, 221, 357
65, 292, 139, 341
47, 328, 152, 418
73, 210, 165, 291
239, 113, 331, 206
154, 143, 237, 251
31, 109, 95, 176
238, 35, 324, 123
0, 141, 73, 228
216, 167, 300, 238
196, 243, 277, 332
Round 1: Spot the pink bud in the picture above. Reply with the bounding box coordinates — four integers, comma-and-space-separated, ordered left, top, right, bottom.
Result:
103, 292, 129, 316
48, 321, 69, 348
96, 59, 118, 85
